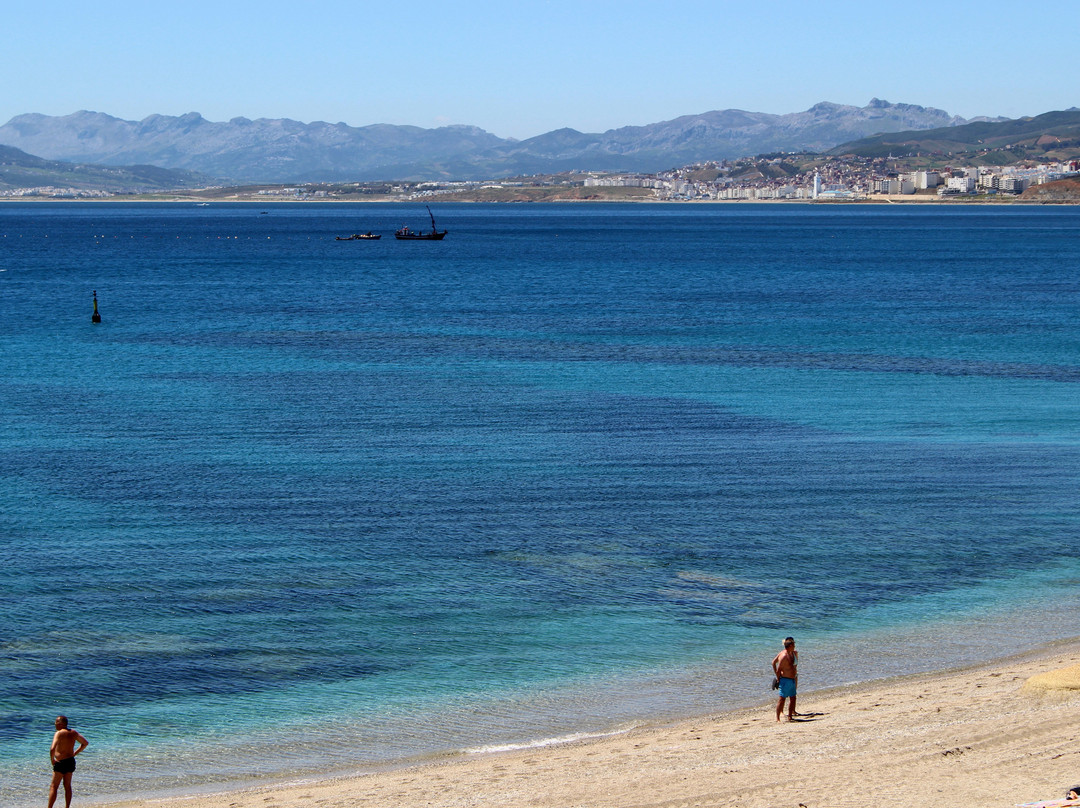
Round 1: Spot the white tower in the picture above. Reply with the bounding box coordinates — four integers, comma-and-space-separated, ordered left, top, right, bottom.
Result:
812, 172, 821, 199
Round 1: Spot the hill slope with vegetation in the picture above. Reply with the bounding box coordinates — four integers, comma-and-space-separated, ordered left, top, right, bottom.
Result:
0, 145, 212, 194
830, 110, 1080, 164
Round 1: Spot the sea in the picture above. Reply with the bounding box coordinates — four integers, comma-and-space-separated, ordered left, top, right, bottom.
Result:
2, 201, 1079, 805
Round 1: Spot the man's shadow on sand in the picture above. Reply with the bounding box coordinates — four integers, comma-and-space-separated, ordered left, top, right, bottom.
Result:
788, 712, 826, 722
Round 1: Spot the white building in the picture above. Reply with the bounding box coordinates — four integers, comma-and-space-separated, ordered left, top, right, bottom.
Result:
881, 179, 914, 194
999, 176, 1030, 193
913, 171, 940, 189
946, 176, 976, 193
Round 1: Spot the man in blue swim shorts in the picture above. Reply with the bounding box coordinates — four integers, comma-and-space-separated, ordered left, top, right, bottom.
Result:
772, 637, 798, 722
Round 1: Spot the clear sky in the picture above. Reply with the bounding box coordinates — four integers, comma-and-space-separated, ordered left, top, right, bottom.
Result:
4, 0, 1078, 140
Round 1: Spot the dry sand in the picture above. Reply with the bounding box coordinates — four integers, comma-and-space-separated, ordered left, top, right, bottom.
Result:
96, 642, 1080, 808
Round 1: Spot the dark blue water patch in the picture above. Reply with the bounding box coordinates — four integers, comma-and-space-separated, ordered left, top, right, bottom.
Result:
7, 384, 1077, 606
0, 714, 36, 743
140, 330, 1080, 382
2, 641, 394, 707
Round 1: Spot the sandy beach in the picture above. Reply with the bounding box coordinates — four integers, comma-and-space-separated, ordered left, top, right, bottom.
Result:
90, 641, 1080, 808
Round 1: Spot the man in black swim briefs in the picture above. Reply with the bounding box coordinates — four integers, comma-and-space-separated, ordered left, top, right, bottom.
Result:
48, 715, 88, 808
53, 756, 77, 773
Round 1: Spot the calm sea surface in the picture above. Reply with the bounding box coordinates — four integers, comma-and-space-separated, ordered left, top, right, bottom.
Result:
2, 202, 1079, 803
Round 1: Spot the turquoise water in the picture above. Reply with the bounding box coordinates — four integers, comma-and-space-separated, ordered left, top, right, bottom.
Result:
2, 202, 1079, 803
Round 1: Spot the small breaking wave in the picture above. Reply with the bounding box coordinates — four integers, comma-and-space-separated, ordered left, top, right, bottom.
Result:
463, 728, 631, 755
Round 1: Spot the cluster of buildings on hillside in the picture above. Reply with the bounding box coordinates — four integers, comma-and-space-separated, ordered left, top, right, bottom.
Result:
255, 187, 331, 199
0, 186, 113, 198
865, 163, 1079, 197
584, 158, 1080, 200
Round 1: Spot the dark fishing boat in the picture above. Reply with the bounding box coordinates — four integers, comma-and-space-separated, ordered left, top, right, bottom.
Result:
395, 206, 447, 240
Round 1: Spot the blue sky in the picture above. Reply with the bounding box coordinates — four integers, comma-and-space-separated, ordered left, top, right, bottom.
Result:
4, 0, 1078, 139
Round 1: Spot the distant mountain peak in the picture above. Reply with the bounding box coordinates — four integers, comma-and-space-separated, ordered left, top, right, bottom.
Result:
808, 101, 847, 114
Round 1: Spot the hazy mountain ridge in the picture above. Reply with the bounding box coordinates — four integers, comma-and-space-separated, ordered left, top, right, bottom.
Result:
577, 100, 968, 155
0, 111, 506, 183
0, 100, 991, 183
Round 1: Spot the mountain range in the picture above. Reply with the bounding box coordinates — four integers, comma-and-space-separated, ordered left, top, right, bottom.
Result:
0, 99, 996, 184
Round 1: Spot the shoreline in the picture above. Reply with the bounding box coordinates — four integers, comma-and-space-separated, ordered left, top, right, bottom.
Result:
88, 639, 1080, 808
2, 195, 1077, 205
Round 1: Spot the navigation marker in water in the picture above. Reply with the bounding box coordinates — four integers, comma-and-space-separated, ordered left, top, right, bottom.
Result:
92, 290, 101, 323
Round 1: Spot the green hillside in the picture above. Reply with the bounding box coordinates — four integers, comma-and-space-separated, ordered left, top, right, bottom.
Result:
829, 110, 1080, 163
0, 145, 213, 194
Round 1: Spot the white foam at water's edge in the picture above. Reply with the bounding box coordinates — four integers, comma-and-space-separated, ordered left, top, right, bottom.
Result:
463, 728, 631, 756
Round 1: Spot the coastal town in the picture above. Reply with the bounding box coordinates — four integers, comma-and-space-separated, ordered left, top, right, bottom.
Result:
583, 154, 1080, 200
4, 153, 1080, 202
386, 152, 1080, 203
223, 153, 1080, 202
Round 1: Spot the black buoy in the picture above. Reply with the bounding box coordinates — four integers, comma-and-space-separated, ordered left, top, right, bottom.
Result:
92, 290, 102, 323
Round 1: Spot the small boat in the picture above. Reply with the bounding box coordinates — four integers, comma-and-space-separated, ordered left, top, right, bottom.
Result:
395, 206, 447, 240
336, 232, 382, 241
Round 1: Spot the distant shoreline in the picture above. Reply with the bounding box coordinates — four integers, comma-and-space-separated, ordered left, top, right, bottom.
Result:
2, 195, 1076, 204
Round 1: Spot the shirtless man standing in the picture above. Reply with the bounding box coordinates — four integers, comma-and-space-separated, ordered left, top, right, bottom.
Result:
48, 716, 88, 808
772, 637, 798, 722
